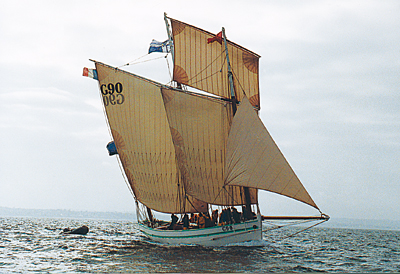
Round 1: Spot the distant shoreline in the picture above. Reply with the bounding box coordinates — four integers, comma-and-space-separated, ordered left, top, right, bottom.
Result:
318, 217, 400, 232
1, 206, 399, 231
0, 206, 136, 221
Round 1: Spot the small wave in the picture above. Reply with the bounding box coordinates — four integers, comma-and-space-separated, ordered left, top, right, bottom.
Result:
224, 240, 267, 247
293, 265, 325, 272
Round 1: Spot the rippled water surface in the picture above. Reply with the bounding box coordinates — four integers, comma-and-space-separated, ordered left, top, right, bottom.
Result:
0, 217, 399, 273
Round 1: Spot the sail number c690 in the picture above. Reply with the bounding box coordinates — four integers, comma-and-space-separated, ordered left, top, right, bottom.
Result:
101, 82, 125, 106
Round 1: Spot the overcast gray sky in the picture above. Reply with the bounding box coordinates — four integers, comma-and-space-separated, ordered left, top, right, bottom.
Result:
1, 0, 399, 221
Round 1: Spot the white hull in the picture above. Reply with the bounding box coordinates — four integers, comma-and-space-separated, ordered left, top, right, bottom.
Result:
139, 215, 262, 247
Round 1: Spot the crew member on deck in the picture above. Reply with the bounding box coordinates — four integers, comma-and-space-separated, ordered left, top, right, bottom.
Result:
231, 207, 241, 223
204, 212, 213, 228
190, 213, 198, 224
212, 209, 219, 225
182, 214, 189, 230
198, 213, 206, 229
168, 214, 178, 230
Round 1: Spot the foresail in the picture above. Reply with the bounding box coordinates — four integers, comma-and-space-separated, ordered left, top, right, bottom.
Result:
169, 18, 260, 109
161, 88, 257, 206
224, 96, 319, 209
95, 62, 207, 213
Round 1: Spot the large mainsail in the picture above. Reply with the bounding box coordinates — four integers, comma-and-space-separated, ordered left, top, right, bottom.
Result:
169, 18, 261, 109
224, 96, 319, 209
161, 87, 257, 206
95, 62, 207, 213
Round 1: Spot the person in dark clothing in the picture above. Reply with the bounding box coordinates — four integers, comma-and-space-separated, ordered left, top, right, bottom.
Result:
231, 207, 241, 223
242, 205, 256, 220
211, 209, 219, 226
219, 209, 225, 225
182, 214, 189, 230
204, 212, 213, 228
242, 205, 250, 220
226, 208, 233, 224
220, 208, 229, 225
168, 214, 178, 230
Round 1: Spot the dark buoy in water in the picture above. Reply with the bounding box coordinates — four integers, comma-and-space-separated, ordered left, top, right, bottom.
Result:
62, 225, 89, 235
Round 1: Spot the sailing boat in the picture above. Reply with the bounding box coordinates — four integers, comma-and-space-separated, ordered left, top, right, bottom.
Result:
84, 14, 329, 246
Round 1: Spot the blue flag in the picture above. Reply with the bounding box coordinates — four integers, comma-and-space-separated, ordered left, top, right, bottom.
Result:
148, 39, 170, 54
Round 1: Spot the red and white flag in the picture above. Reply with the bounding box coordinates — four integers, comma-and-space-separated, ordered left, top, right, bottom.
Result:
207, 31, 223, 45
82, 67, 98, 80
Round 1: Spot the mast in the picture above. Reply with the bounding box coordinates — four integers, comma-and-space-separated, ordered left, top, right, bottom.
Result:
165, 13, 185, 214
164, 13, 174, 61
222, 27, 253, 217
165, 13, 182, 89
222, 27, 237, 113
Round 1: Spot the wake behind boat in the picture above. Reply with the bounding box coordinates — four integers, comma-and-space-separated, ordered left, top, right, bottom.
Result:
83, 13, 329, 246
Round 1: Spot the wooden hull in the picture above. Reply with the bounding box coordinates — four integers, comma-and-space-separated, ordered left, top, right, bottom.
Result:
139, 215, 262, 246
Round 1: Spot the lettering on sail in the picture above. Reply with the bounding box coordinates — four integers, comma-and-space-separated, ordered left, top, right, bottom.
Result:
101, 82, 125, 106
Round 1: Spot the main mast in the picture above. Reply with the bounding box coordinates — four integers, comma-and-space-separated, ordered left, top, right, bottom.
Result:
164, 13, 186, 213
164, 12, 174, 61
221, 27, 254, 218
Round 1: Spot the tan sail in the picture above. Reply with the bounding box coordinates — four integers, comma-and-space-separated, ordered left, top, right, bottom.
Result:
169, 18, 261, 109
161, 87, 257, 205
95, 62, 207, 213
224, 96, 319, 209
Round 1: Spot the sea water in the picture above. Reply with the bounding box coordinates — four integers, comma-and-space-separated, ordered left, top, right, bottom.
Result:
0, 217, 399, 273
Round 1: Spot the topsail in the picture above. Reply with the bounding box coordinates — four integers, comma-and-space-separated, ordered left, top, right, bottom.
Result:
170, 18, 261, 109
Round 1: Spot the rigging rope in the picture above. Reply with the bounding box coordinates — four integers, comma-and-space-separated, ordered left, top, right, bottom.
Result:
118, 53, 173, 87
262, 218, 329, 242
279, 219, 329, 240
185, 51, 227, 86
118, 54, 149, 68
211, 185, 242, 206
118, 54, 168, 68
231, 69, 247, 97
189, 69, 224, 86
